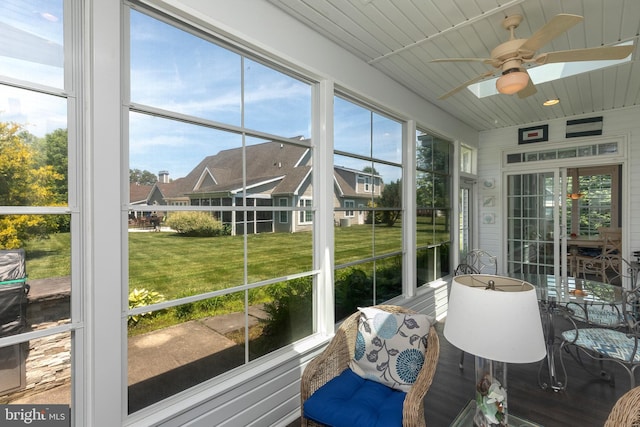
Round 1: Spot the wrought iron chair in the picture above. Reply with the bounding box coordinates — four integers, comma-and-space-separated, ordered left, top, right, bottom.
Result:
465, 249, 498, 275
453, 263, 479, 276
300, 305, 439, 427
564, 256, 635, 329
454, 250, 497, 369
560, 284, 640, 389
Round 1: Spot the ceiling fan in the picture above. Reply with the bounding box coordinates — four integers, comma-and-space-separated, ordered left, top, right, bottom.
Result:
432, 14, 634, 100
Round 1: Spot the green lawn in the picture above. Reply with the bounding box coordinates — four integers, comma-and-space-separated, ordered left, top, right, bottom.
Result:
23, 222, 448, 336
23, 219, 448, 301
23, 233, 72, 279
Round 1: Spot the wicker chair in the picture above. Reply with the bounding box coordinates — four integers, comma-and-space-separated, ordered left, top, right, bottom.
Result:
300, 305, 440, 427
604, 385, 640, 427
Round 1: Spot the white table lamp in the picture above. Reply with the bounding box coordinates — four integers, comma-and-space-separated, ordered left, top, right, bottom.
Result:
444, 274, 546, 426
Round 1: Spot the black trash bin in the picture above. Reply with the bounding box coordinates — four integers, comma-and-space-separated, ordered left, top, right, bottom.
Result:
0, 249, 29, 394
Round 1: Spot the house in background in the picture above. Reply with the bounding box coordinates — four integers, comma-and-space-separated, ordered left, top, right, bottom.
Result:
130, 140, 384, 234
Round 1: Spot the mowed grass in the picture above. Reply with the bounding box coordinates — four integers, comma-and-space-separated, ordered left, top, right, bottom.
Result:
23, 217, 448, 301
23, 233, 72, 279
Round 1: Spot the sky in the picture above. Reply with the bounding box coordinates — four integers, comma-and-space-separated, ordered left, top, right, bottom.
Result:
0, 0, 403, 183
0, 0, 66, 136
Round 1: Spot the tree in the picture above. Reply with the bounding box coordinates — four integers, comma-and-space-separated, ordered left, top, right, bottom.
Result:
130, 169, 158, 185
39, 128, 68, 203
35, 128, 71, 233
361, 165, 379, 175
378, 179, 402, 226
0, 122, 63, 249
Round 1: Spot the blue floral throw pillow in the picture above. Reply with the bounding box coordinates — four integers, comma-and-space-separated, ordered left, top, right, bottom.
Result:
348, 307, 434, 392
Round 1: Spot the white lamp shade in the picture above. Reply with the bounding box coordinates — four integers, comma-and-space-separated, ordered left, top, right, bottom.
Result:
444, 274, 546, 363
496, 71, 529, 95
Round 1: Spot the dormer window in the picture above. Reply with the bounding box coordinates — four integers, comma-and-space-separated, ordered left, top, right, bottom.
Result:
357, 175, 372, 193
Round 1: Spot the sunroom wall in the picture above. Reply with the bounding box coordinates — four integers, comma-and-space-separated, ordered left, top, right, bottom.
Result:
88, 1, 478, 426
476, 106, 640, 273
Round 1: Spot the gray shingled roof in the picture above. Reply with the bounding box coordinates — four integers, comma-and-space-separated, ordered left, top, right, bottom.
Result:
130, 140, 373, 203
184, 140, 310, 195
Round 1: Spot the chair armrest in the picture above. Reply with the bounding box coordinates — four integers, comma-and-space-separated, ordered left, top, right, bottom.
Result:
403, 326, 440, 427
300, 328, 352, 402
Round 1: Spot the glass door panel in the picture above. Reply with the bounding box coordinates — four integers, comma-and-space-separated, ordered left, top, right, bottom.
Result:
507, 171, 563, 276
459, 180, 473, 260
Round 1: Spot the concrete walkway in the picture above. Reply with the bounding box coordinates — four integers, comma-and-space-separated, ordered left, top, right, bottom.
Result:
128, 305, 267, 385
13, 305, 269, 413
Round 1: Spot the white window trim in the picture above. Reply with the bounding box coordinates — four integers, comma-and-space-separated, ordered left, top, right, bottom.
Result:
299, 198, 312, 224
344, 199, 355, 217
278, 197, 288, 223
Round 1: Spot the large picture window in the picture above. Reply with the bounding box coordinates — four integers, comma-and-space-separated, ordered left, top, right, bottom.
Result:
127, 7, 313, 412
416, 130, 452, 285
0, 0, 76, 408
333, 95, 403, 320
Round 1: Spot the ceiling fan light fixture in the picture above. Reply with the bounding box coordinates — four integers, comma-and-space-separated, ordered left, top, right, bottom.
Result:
496, 68, 529, 95
543, 98, 560, 106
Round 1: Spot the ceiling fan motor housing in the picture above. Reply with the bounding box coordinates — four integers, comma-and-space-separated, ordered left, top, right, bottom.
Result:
491, 40, 535, 71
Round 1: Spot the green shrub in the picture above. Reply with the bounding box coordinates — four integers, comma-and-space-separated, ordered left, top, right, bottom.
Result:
261, 277, 313, 339
172, 291, 246, 321
165, 211, 227, 237
128, 288, 166, 326
335, 268, 372, 320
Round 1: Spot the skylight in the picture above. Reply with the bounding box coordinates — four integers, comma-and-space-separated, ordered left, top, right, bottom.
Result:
467, 41, 634, 98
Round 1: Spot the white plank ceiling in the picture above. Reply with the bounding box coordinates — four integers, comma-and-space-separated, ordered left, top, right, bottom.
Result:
268, 0, 640, 131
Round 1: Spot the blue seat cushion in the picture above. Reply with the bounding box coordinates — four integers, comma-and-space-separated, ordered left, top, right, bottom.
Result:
562, 328, 640, 362
303, 367, 406, 427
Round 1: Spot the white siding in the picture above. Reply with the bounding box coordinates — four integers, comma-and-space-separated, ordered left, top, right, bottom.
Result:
477, 106, 640, 270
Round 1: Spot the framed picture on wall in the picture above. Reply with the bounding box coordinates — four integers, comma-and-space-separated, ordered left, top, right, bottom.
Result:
518, 124, 548, 144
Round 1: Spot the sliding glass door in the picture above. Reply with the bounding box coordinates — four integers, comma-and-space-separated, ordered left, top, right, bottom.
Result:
506, 170, 567, 276
507, 164, 622, 278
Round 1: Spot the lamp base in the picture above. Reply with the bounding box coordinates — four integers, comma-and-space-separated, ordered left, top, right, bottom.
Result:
474, 357, 508, 427
450, 400, 542, 427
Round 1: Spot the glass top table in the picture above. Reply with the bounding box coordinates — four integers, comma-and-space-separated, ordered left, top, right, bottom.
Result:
510, 273, 623, 391
511, 273, 623, 305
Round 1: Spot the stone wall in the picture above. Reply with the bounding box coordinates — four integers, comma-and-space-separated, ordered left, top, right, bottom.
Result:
0, 277, 71, 403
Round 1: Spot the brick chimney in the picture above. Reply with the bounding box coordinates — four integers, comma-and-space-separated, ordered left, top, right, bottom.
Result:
158, 170, 169, 183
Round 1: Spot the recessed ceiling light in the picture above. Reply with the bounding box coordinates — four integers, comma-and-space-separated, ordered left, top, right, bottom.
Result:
543, 99, 560, 106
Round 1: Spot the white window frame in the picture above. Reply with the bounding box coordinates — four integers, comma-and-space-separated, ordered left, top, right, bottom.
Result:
357, 174, 372, 193
0, 0, 86, 424
344, 199, 355, 217
299, 198, 312, 224
278, 197, 288, 223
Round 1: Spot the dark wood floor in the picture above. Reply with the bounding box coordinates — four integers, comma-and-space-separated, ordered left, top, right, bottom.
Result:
292, 317, 634, 427
424, 320, 628, 427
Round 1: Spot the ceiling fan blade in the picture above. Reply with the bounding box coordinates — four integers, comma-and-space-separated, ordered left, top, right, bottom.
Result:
519, 14, 583, 54
517, 76, 537, 99
431, 57, 498, 66
534, 44, 634, 64
438, 71, 495, 100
